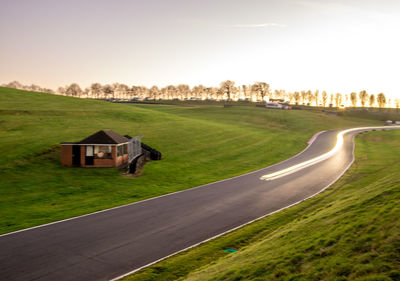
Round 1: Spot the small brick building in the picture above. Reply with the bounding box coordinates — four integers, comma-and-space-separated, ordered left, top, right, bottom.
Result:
61, 130, 132, 168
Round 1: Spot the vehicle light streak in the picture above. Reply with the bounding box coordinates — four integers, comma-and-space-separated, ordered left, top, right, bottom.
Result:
260, 126, 400, 181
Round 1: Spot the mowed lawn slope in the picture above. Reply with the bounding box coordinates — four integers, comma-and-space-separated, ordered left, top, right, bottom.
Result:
0, 87, 384, 234
125, 131, 400, 281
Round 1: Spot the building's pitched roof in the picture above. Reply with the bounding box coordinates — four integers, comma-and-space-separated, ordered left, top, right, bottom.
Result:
79, 130, 129, 144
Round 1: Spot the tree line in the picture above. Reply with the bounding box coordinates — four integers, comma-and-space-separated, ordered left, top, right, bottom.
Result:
2, 80, 398, 109
2, 81, 54, 94
55, 81, 276, 103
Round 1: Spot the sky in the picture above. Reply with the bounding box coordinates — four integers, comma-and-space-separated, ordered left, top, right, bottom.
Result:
1, 0, 400, 98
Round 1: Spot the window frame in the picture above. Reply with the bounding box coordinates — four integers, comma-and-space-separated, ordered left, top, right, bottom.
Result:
94, 145, 113, 159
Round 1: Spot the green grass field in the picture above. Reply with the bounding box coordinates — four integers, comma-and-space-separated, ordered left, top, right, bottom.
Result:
124, 130, 400, 281
0, 87, 396, 235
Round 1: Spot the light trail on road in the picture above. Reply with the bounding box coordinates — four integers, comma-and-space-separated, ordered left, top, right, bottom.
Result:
260, 126, 400, 181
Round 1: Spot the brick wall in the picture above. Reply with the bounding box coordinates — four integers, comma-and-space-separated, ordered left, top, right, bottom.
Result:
64, 145, 127, 168
61, 145, 73, 166
80, 146, 86, 166
93, 158, 114, 167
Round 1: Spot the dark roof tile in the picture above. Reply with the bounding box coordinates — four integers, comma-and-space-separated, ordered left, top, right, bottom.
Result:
79, 130, 129, 144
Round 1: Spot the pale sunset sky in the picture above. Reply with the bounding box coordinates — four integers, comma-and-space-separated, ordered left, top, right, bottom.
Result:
1, 0, 399, 98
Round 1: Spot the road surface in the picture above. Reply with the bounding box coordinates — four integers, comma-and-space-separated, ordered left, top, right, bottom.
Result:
0, 126, 398, 281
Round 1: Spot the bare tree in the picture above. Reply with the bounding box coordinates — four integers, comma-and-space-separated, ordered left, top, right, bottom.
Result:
314, 90, 319, 106
394, 99, 400, 112
220, 80, 235, 101
164, 85, 175, 99
335, 93, 342, 107
141, 86, 149, 99
205, 87, 214, 99
359, 90, 368, 107
177, 84, 190, 100
192, 85, 204, 99
293, 92, 301, 105
241, 85, 248, 100
273, 89, 279, 99
82, 88, 90, 98
251, 82, 270, 102
197, 85, 205, 99
288, 92, 294, 104
102, 84, 114, 99
65, 83, 82, 97
43, 88, 55, 94
350, 92, 357, 107
3, 81, 23, 89
232, 85, 239, 100
274, 89, 285, 100
29, 84, 42, 92
90, 83, 102, 99
369, 94, 375, 107
301, 91, 307, 104
149, 86, 160, 100
377, 93, 386, 108
130, 86, 141, 99
322, 91, 328, 107
215, 88, 224, 100
57, 86, 66, 96
306, 90, 313, 105
329, 94, 334, 107
115, 84, 129, 99
161, 87, 170, 100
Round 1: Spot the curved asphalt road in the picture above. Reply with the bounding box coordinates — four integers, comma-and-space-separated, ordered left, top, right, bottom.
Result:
0, 126, 398, 281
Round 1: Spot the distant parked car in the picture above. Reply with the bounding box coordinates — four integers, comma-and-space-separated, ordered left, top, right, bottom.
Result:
265, 102, 290, 109
385, 120, 393, 125
266, 102, 283, 109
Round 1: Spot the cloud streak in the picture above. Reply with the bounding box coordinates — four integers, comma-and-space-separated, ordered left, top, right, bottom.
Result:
227, 23, 287, 28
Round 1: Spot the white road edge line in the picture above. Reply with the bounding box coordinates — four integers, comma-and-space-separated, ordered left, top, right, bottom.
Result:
0, 129, 325, 238
109, 125, 400, 281
260, 126, 400, 181
307, 130, 326, 145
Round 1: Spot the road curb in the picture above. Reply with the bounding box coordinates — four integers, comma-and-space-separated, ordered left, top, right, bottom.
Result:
307, 130, 326, 145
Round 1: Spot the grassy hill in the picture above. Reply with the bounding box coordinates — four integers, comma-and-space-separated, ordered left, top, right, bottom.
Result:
0, 87, 395, 234
124, 130, 400, 281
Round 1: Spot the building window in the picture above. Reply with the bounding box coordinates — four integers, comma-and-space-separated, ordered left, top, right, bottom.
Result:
94, 146, 112, 159
117, 145, 123, 157
123, 144, 128, 154
86, 146, 94, 156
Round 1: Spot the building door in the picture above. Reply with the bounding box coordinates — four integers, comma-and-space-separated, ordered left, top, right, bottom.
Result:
72, 145, 81, 166
85, 146, 94, 165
